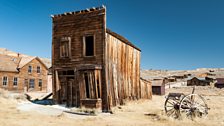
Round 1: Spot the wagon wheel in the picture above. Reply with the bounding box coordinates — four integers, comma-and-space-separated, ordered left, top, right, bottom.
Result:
179, 94, 208, 120
164, 97, 181, 119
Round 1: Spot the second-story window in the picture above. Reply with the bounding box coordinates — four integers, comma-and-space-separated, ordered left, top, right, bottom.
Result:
60, 37, 71, 58
13, 77, 18, 86
37, 66, 41, 73
83, 35, 94, 56
28, 66, 32, 73
2, 76, 8, 86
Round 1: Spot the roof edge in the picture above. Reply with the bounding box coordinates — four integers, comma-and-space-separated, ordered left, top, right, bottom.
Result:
51, 5, 106, 18
106, 28, 141, 51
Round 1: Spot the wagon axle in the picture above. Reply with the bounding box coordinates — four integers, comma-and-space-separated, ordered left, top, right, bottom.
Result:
164, 87, 209, 119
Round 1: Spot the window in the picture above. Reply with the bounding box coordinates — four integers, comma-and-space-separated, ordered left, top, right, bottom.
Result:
38, 79, 42, 87
29, 79, 35, 89
2, 76, 8, 86
60, 37, 71, 58
37, 66, 41, 73
13, 77, 18, 86
28, 66, 32, 73
84, 35, 94, 56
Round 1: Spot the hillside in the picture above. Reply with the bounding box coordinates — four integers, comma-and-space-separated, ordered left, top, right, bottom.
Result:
0, 48, 51, 68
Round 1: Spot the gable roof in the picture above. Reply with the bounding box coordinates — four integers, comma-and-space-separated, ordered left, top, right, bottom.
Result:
0, 48, 51, 70
17, 56, 48, 70
0, 54, 49, 72
0, 54, 21, 72
106, 29, 141, 51
18, 56, 36, 69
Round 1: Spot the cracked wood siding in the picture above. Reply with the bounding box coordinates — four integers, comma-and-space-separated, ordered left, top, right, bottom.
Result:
106, 33, 148, 106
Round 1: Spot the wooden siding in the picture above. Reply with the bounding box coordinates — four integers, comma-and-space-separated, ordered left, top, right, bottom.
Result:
187, 77, 210, 86
52, 8, 105, 68
0, 58, 48, 92
52, 6, 152, 111
140, 78, 152, 99
52, 7, 107, 109
105, 33, 151, 107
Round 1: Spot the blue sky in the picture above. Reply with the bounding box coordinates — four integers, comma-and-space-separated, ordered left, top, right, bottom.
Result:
0, 0, 223, 70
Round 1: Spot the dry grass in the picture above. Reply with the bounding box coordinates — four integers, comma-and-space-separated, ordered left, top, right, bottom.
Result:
0, 87, 224, 126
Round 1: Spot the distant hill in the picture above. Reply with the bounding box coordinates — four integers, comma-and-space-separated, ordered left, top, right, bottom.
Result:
0, 48, 51, 68
141, 68, 224, 80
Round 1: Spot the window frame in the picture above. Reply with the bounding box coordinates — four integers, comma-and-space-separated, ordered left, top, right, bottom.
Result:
83, 35, 95, 57
37, 66, 41, 74
38, 79, 42, 87
84, 72, 90, 98
2, 76, 8, 86
28, 65, 32, 73
29, 79, 35, 89
59, 37, 71, 58
13, 77, 18, 87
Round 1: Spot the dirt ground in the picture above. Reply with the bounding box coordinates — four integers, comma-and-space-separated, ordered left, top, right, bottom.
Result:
0, 86, 224, 126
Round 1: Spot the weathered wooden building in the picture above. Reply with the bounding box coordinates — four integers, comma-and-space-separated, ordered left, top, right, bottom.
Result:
215, 78, 224, 88
0, 54, 49, 92
187, 77, 211, 86
151, 80, 165, 95
51, 6, 151, 111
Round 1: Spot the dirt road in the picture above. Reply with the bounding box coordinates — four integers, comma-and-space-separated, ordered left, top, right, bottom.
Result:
0, 87, 223, 126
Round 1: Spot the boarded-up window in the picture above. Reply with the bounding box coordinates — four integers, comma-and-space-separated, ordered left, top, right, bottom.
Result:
84, 36, 94, 56
81, 70, 101, 99
60, 37, 71, 58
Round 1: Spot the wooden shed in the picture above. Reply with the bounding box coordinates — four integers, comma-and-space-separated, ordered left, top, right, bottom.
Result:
51, 6, 152, 112
215, 78, 224, 88
187, 77, 210, 86
151, 80, 165, 95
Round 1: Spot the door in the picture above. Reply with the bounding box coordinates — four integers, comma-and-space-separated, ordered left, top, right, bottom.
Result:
67, 78, 79, 107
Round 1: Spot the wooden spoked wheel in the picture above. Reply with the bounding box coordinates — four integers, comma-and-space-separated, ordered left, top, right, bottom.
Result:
179, 94, 209, 120
164, 97, 181, 119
